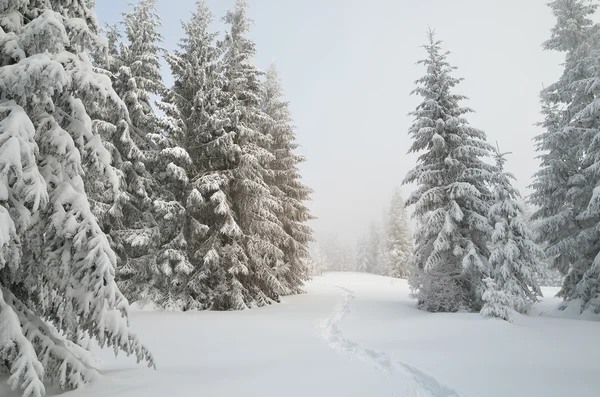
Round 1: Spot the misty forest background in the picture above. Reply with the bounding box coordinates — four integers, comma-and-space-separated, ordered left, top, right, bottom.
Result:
1, 0, 600, 396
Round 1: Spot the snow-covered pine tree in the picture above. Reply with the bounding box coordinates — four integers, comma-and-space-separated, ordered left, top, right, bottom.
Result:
260, 63, 314, 295
159, 0, 284, 309
87, 10, 161, 267
520, 201, 564, 287
156, 0, 224, 309
560, 21, 600, 314
355, 236, 369, 273
364, 222, 383, 274
384, 188, 413, 278
0, 1, 153, 396
404, 31, 495, 312
192, 0, 287, 308
530, 0, 600, 314
312, 244, 330, 275
106, 0, 195, 309
319, 235, 341, 271
341, 246, 355, 272
481, 147, 543, 321
119, 0, 164, 113
534, 246, 565, 288
97, 23, 122, 78
317, 234, 354, 271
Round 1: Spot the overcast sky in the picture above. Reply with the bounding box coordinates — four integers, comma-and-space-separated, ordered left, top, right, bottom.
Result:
94, 0, 564, 247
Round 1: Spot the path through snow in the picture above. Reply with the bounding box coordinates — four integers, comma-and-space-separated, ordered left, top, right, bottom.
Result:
2, 272, 598, 397
321, 285, 463, 397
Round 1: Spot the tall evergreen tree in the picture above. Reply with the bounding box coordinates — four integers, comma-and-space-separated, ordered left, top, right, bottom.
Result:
521, 202, 564, 288
0, 1, 153, 396
530, 0, 600, 314
355, 236, 369, 273
481, 148, 543, 321
384, 188, 413, 278
260, 64, 314, 295
160, 0, 286, 309
99, 23, 122, 77
317, 234, 354, 272
157, 0, 225, 309
314, 243, 332, 272
107, 0, 195, 309
120, 0, 165, 112
404, 31, 495, 312
365, 222, 382, 274
560, 18, 600, 314
192, 0, 287, 308
319, 235, 341, 271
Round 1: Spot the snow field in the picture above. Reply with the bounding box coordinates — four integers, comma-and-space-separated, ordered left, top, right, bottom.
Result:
3, 272, 597, 397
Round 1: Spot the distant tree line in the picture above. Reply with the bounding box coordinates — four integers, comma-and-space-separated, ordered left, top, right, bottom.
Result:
313, 188, 413, 278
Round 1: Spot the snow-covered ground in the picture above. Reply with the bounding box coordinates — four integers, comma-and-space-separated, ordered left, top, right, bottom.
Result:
3, 272, 599, 397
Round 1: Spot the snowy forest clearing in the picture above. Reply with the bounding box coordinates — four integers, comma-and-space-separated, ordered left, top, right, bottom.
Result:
1, 272, 595, 397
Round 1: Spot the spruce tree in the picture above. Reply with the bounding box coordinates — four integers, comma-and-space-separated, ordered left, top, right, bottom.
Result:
196, 0, 286, 308
119, 0, 165, 117
341, 246, 355, 272
404, 31, 495, 312
318, 234, 351, 271
355, 236, 369, 273
260, 63, 314, 295
365, 222, 382, 274
385, 188, 413, 278
560, 19, 600, 314
100, 23, 122, 77
530, 0, 600, 314
310, 246, 328, 276
481, 148, 543, 321
107, 0, 195, 309
160, 0, 285, 309
157, 0, 225, 309
320, 235, 340, 271
521, 202, 564, 288
0, 1, 153, 396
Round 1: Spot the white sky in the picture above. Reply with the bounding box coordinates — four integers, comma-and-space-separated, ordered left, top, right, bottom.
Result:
95, 0, 565, 246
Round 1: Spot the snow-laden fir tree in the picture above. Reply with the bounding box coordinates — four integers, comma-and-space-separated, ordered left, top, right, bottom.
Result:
0, 1, 154, 396
560, 21, 600, 314
213, 0, 289, 308
530, 0, 600, 314
191, 0, 288, 308
160, 0, 286, 309
119, 0, 165, 116
313, 242, 329, 271
533, 246, 565, 288
84, 5, 164, 267
355, 236, 369, 273
319, 235, 342, 271
520, 202, 564, 287
156, 0, 226, 309
105, 0, 195, 309
481, 148, 543, 321
306, 246, 327, 277
529, 0, 593, 289
312, 244, 330, 274
98, 23, 122, 78
341, 246, 355, 272
404, 31, 495, 312
317, 234, 355, 272
384, 188, 413, 278
365, 222, 383, 274
115, 0, 166, 148
260, 63, 314, 295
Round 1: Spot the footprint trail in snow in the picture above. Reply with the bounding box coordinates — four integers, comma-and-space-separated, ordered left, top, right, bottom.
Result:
321, 286, 464, 397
